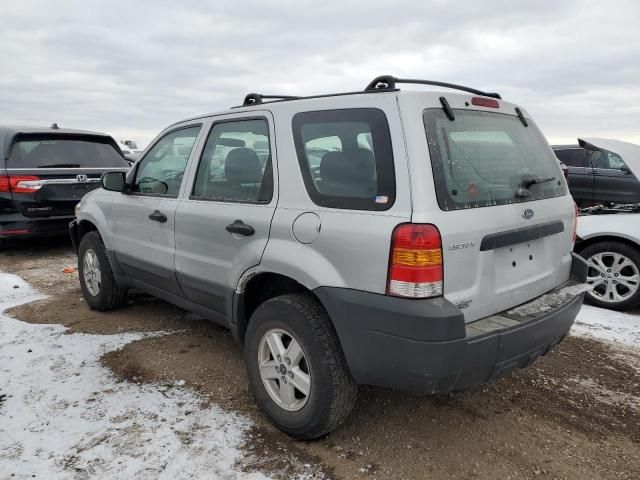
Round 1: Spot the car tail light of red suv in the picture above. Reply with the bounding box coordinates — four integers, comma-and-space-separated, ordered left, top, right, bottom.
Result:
387, 223, 443, 298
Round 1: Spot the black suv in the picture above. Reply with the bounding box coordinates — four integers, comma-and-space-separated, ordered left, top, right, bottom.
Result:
1, 125, 129, 245
553, 138, 640, 206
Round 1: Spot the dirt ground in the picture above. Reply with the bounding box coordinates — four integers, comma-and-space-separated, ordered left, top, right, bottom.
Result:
1, 239, 639, 479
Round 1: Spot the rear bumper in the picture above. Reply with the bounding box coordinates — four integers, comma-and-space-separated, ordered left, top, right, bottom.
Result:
0, 212, 74, 240
315, 253, 588, 393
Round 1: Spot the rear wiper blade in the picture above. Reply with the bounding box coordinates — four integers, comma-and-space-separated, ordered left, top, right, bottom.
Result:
38, 163, 81, 168
514, 176, 557, 198
521, 176, 556, 188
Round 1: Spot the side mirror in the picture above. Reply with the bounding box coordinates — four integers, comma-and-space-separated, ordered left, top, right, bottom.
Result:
621, 164, 632, 174
101, 171, 126, 192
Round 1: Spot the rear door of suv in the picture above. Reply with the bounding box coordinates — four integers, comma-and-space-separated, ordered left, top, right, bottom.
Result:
400, 94, 575, 323
4, 133, 129, 219
588, 148, 640, 204
553, 146, 594, 205
174, 112, 277, 317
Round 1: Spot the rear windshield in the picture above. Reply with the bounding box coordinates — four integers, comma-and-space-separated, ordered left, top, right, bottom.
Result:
9, 135, 128, 168
423, 110, 565, 210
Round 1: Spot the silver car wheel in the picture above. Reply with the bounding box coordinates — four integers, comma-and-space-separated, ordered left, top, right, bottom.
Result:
258, 328, 311, 412
586, 251, 640, 303
83, 249, 102, 297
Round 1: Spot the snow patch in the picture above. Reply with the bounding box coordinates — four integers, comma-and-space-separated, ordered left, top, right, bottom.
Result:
571, 304, 640, 350
564, 377, 640, 412
0, 272, 269, 479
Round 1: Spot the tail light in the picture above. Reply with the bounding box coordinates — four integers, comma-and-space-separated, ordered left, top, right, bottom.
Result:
572, 203, 579, 243
387, 224, 443, 298
0, 175, 42, 194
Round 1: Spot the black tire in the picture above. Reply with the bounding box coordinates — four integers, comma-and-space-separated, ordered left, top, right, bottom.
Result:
244, 293, 357, 440
580, 240, 640, 310
78, 231, 127, 311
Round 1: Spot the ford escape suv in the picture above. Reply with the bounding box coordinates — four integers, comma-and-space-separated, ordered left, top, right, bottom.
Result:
1, 125, 129, 246
70, 76, 588, 439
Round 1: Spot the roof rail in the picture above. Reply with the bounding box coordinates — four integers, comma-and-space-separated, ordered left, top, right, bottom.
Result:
235, 75, 501, 109
365, 75, 502, 99
242, 93, 300, 106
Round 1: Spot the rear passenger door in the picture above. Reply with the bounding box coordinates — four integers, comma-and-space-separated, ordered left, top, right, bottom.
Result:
589, 149, 640, 204
554, 147, 593, 205
174, 113, 277, 317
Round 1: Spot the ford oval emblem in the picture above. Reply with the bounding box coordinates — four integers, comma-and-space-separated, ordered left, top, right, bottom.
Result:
522, 208, 534, 220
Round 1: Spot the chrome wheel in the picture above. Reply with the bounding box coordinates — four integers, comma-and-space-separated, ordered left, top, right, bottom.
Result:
258, 328, 311, 412
586, 251, 640, 304
83, 249, 102, 296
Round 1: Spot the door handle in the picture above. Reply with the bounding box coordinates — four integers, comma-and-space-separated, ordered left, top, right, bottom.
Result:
226, 220, 255, 236
149, 210, 168, 223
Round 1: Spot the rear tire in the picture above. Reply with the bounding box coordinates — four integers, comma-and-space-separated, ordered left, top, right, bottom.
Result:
580, 240, 640, 310
244, 293, 357, 440
78, 231, 127, 311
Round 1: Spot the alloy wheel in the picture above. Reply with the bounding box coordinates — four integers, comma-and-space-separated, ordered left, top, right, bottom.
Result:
586, 251, 640, 304
83, 249, 102, 296
258, 328, 311, 411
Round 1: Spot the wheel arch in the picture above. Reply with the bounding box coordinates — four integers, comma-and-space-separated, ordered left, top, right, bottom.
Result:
575, 234, 640, 255
233, 271, 326, 345
75, 216, 124, 277
77, 219, 99, 242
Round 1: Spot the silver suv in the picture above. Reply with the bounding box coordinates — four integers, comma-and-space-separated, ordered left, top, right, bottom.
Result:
70, 76, 588, 439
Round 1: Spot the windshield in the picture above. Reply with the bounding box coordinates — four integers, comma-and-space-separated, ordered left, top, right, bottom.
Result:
423, 109, 566, 210
10, 135, 129, 168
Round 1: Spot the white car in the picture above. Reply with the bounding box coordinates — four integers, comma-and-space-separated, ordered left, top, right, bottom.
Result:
576, 206, 640, 310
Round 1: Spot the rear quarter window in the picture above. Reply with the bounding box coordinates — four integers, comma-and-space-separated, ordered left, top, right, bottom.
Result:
423, 109, 566, 210
292, 108, 396, 211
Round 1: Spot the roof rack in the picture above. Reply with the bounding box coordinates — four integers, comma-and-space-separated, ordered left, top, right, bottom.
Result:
364, 75, 502, 99
242, 93, 300, 106
236, 75, 501, 108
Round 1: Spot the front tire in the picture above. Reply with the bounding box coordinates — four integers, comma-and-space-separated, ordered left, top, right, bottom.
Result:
78, 231, 127, 311
580, 240, 640, 310
244, 293, 357, 440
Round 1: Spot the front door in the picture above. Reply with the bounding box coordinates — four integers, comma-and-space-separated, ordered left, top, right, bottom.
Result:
175, 114, 277, 317
109, 124, 202, 296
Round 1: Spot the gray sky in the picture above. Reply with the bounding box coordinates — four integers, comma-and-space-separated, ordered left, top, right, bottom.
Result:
2, 0, 639, 148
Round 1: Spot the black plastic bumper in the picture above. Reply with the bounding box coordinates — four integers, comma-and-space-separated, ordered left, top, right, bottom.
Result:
0, 213, 74, 240
315, 253, 588, 393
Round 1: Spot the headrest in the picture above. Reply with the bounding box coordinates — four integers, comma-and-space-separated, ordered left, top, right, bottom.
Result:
320, 149, 376, 184
225, 148, 262, 184
351, 148, 375, 179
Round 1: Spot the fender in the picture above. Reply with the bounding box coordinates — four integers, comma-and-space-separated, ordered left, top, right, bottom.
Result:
235, 237, 347, 294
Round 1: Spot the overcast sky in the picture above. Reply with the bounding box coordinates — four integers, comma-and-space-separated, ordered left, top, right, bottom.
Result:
1, 0, 639, 148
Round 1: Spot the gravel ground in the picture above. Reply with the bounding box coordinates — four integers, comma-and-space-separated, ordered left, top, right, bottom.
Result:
1, 238, 639, 479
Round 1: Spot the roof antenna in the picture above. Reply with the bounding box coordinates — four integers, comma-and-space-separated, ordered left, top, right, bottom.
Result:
50, 122, 60, 130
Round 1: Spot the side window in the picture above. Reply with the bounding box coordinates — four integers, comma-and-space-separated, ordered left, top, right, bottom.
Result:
132, 126, 201, 196
607, 152, 627, 170
192, 118, 273, 203
586, 148, 619, 170
555, 148, 587, 168
292, 108, 395, 211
